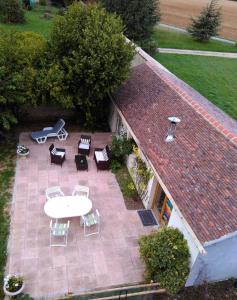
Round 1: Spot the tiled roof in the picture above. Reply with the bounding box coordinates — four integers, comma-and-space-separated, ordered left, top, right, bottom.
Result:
113, 62, 237, 244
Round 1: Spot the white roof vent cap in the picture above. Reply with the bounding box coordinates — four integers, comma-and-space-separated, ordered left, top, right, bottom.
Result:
165, 116, 181, 142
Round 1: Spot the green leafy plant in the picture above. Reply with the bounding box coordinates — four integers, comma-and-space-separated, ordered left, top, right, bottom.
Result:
0, 30, 46, 130
101, 0, 160, 42
140, 39, 157, 55
135, 157, 152, 187
139, 227, 190, 295
187, 0, 221, 42
39, 0, 47, 5
115, 167, 139, 199
4, 275, 23, 292
110, 136, 134, 163
131, 146, 152, 193
0, 0, 25, 23
109, 159, 122, 173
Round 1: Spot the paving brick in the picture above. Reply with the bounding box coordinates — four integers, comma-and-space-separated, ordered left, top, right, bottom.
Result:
7, 132, 154, 298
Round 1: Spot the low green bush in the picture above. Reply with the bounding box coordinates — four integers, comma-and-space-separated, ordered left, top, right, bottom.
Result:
39, 0, 47, 6
140, 39, 157, 56
109, 159, 122, 173
0, 0, 25, 23
115, 167, 138, 199
110, 136, 134, 163
139, 227, 190, 295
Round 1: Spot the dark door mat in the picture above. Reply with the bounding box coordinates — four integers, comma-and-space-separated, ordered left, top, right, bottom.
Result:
137, 209, 158, 226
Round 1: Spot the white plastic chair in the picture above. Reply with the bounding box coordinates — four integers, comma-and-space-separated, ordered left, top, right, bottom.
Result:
81, 209, 100, 237
72, 185, 89, 198
50, 220, 70, 247
45, 186, 64, 202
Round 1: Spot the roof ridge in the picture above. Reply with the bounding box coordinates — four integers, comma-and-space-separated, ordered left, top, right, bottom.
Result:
146, 60, 237, 146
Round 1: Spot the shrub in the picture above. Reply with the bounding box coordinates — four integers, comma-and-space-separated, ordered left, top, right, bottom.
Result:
0, 30, 47, 130
140, 39, 157, 56
139, 227, 190, 295
101, 0, 161, 42
39, 0, 47, 6
187, 0, 221, 42
109, 159, 122, 173
115, 167, 139, 199
110, 136, 134, 163
0, 0, 25, 23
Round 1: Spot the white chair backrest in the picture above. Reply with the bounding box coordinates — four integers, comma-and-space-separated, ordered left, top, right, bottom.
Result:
50, 220, 70, 235
46, 186, 64, 201
72, 185, 89, 198
50, 220, 70, 247
53, 118, 65, 134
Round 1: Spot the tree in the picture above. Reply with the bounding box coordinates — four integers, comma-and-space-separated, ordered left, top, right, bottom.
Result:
0, 30, 46, 130
101, 0, 160, 42
187, 0, 221, 42
139, 227, 190, 295
0, 0, 25, 23
45, 2, 134, 128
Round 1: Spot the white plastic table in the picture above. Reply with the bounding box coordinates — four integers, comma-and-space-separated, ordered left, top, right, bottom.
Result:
44, 196, 92, 219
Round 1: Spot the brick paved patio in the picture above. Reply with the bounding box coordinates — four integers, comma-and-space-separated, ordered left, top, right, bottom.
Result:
7, 132, 155, 299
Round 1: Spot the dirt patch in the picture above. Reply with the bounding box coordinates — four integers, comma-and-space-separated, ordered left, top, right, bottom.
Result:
124, 196, 144, 210
160, 0, 237, 40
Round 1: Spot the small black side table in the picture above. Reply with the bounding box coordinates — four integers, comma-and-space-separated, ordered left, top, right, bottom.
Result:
75, 155, 88, 171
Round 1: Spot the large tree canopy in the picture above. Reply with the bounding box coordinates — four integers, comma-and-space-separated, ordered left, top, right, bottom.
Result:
101, 0, 160, 42
0, 30, 46, 130
44, 2, 134, 127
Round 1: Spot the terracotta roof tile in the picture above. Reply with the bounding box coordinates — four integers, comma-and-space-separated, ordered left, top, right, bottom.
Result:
113, 63, 237, 244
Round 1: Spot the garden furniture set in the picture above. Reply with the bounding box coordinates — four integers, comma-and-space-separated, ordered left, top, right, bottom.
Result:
45, 184, 100, 246
31, 119, 112, 170
29, 120, 110, 245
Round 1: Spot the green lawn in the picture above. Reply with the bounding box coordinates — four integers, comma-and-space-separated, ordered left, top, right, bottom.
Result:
0, 6, 58, 38
0, 137, 16, 299
152, 28, 237, 53
154, 53, 237, 120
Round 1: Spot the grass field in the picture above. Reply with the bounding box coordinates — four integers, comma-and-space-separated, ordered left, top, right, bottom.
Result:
153, 28, 237, 52
0, 6, 58, 38
154, 53, 237, 120
160, 0, 237, 41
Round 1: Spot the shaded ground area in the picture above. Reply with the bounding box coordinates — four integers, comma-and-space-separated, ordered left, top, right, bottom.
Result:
160, 0, 237, 40
7, 132, 156, 299
155, 53, 237, 120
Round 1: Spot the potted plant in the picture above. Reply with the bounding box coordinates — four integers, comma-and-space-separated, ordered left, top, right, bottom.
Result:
3, 274, 25, 297
16, 145, 29, 156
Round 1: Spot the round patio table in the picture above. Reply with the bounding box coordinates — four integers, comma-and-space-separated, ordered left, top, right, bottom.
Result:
44, 195, 92, 219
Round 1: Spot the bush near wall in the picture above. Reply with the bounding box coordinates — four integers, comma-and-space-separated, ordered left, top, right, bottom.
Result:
139, 227, 190, 295
0, 0, 25, 23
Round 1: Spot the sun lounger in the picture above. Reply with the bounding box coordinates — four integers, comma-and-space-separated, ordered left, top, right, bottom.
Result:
31, 119, 68, 144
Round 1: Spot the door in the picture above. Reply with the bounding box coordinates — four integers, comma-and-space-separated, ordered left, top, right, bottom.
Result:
152, 184, 173, 225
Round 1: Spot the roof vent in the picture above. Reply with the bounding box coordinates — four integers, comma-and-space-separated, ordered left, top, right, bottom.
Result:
165, 117, 181, 142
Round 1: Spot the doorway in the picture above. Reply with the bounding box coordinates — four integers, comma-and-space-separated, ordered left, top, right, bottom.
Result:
152, 183, 173, 226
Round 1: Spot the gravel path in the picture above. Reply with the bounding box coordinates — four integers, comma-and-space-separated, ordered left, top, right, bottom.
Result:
158, 48, 237, 58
